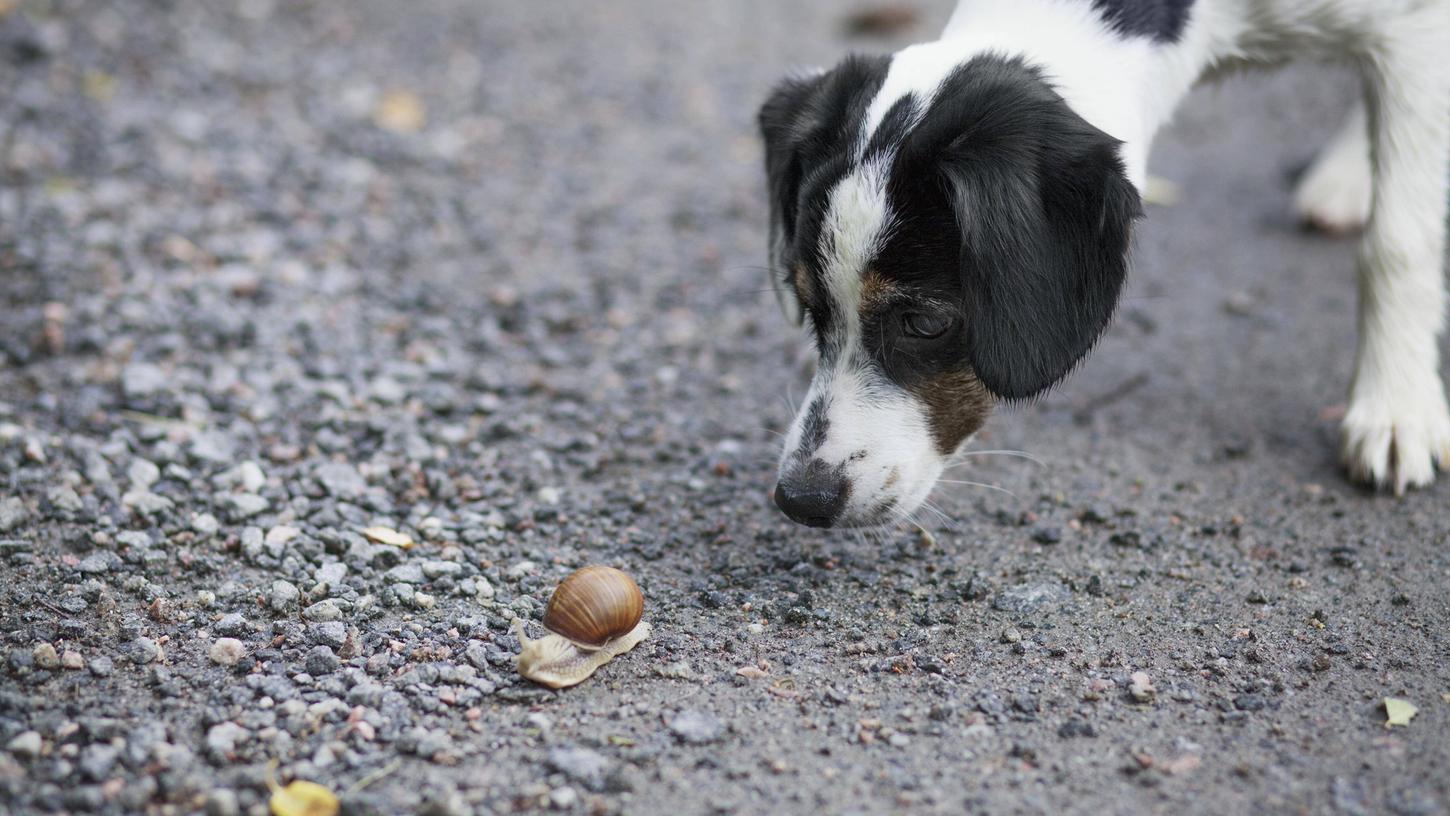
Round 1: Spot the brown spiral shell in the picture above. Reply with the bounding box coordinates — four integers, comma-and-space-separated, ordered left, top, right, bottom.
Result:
542, 565, 644, 647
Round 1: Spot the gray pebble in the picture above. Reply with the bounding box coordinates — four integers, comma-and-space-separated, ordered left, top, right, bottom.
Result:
269, 580, 299, 611
304, 645, 340, 675
547, 745, 612, 792
669, 710, 725, 744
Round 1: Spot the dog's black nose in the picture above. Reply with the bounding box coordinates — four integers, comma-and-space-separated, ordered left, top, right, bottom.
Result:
774, 461, 849, 528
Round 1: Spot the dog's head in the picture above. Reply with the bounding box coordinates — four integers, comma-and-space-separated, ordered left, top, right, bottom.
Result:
760, 53, 1141, 528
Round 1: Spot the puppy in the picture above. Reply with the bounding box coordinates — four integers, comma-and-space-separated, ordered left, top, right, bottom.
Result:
761, 0, 1450, 528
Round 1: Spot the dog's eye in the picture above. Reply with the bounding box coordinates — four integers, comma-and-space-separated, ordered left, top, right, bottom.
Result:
901, 312, 951, 339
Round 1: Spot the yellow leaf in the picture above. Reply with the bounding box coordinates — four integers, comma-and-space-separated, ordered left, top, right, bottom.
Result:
363, 526, 414, 548
1384, 697, 1418, 728
269, 780, 339, 816
373, 90, 426, 133
83, 72, 116, 102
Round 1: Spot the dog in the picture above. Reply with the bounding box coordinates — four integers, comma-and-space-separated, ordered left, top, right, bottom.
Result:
760, 0, 1450, 528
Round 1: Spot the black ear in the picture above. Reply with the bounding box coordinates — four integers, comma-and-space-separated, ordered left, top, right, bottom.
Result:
758, 72, 828, 256
758, 57, 892, 323
924, 58, 1142, 400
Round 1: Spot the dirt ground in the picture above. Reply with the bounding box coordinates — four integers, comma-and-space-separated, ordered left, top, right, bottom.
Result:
0, 1, 1447, 814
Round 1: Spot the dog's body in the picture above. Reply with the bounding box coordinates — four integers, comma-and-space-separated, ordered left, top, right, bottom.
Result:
761, 0, 1450, 528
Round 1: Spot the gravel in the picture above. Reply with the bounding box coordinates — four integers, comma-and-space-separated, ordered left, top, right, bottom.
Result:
0, 1, 1446, 814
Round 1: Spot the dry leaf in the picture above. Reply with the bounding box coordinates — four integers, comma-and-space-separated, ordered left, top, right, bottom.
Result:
1143, 175, 1181, 206
736, 665, 767, 679
842, 5, 920, 37
373, 90, 426, 133
269, 780, 339, 816
1384, 698, 1418, 728
83, 71, 117, 102
363, 526, 414, 548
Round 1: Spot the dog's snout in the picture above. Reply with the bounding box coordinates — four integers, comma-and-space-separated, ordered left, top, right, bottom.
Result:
774, 460, 850, 528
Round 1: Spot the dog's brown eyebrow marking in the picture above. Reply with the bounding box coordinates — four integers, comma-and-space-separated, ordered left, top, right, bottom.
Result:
858, 269, 896, 313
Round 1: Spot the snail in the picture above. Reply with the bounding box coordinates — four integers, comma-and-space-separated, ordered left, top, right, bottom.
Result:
514, 565, 651, 689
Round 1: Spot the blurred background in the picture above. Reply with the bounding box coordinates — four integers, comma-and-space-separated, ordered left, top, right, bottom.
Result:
1, 2, 1446, 815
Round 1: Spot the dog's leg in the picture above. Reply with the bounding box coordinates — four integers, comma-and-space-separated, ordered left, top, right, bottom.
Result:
1293, 100, 1372, 234
1340, 35, 1450, 494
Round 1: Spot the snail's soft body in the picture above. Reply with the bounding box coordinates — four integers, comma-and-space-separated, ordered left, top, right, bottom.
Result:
514, 619, 651, 689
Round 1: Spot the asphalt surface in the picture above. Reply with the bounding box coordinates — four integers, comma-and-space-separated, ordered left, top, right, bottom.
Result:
1, 1, 1448, 814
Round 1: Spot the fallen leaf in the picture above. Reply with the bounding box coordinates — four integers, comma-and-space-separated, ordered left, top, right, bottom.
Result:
1143, 175, 1181, 206
1384, 698, 1417, 728
373, 90, 426, 133
362, 526, 414, 548
269, 780, 339, 816
1162, 754, 1201, 775
607, 735, 636, 747
83, 71, 117, 102
842, 5, 919, 37
735, 665, 767, 679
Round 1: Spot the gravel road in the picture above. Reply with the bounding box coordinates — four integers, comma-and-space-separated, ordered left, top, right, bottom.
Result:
1, 1, 1447, 814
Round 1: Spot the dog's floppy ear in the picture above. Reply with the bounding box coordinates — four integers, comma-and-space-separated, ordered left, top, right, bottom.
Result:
758, 57, 891, 325
924, 59, 1142, 400
759, 69, 828, 255
759, 71, 828, 325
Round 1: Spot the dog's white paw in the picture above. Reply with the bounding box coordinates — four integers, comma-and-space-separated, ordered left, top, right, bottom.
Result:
1339, 387, 1450, 494
1293, 150, 1372, 235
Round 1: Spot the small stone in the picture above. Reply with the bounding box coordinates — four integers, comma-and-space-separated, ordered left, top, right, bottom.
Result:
127, 459, 161, 488
76, 552, 118, 574
992, 582, 1070, 615
305, 645, 339, 675
223, 493, 269, 521
422, 560, 462, 579
315, 462, 366, 498
205, 722, 248, 762
546, 746, 611, 792
192, 513, 221, 538
209, 638, 245, 666
385, 564, 425, 584
302, 600, 342, 622
205, 788, 240, 816
309, 622, 347, 649
7, 730, 42, 758
265, 525, 300, 549
216, 613, 248, 635
61, 650, 84, 670
32, 642, 60, 670
90, 656, 114, 676
269, 580, 299, 611
999, 628, 1022, 644
0, 497, 27, 532
1234, 693, 1267, 711
129, 637, 162, 665
1129, 671, 1156, 703
78, 742, 119, 781
122, 362, 167, 399
668, 710, 724, 744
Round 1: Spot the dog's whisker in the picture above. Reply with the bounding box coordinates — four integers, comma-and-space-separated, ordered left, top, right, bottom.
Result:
944, 449, 1045, 467
935, 479, 1017, 499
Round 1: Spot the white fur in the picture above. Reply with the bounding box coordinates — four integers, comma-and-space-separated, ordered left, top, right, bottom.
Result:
780, 0, 1450, 523
1293, 101, 1372, 233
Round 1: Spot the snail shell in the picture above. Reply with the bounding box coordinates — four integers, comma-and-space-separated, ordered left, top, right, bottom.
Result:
542, 565, 644, 648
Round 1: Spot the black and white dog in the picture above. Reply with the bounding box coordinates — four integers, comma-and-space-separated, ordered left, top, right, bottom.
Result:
762, 0, 1450, 528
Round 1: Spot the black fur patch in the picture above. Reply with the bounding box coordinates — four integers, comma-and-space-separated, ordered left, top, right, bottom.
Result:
873, 54, 1143, 401
758, 55, 891, 339
1090, 0, 1194, 42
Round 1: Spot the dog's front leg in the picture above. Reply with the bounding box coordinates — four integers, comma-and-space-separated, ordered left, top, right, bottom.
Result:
1340, 28, 1450, 494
